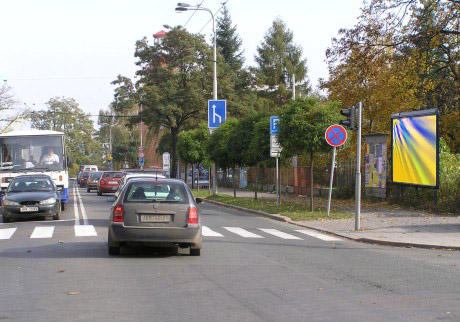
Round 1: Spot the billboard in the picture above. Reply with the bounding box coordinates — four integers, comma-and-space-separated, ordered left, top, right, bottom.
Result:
391, 109, 439, 188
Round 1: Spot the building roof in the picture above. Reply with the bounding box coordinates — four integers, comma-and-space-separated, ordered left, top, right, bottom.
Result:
0, 130, 64, 137
153, 30, 167, 38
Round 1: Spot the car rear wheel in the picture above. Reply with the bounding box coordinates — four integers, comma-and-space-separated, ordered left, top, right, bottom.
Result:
87, 188, 90, 193
97, 191, 102, 196
108, 246, 120, 256
190, 248, 201, 256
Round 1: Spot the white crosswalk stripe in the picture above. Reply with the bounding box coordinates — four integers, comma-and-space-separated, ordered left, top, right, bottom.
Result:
74, 225, 98, 237
295, 229, 342, 241
223, 227, 264, 238
30, 226, 55, 239
258, 228, 303, 240
0, 228, 17, 240
202, 226, 224, 237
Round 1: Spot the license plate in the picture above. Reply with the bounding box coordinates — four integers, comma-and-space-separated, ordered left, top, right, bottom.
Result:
111, 186, 118, 190
140, 215, 170, 223
20, 207, 39, 212
109, 181, 118, 184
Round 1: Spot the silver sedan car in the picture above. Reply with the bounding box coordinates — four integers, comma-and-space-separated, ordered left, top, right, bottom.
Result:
107, 178, 203, 256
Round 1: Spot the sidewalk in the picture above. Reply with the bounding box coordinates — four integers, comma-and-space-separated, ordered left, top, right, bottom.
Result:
212, 187, 460, 250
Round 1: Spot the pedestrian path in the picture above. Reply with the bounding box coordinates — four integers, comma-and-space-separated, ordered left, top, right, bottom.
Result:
0, 225, 342, 243
0, 224, 99, 240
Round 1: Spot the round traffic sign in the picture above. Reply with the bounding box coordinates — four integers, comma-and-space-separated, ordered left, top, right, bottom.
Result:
325, 124, 347, 147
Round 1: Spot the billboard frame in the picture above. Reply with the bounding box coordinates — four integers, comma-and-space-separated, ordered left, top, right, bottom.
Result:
390, 108, 439, 189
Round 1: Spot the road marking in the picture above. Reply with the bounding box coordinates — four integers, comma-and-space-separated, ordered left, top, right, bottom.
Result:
74, 225, 98, 237
223, 227, 264, 238
202, 226, 224, 237
30, 226, 55, 239
295, 229, 342, 241
73, 184, 80, 225
258, 229, 303, 240
75, 185, 89, 225
0, 228, 17, 240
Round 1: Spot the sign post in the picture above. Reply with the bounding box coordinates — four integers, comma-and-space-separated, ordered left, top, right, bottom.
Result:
208, 100, 227, 195
138, 145, 144, 170
162, 152, 170, 177
355, 102, 362, 230
270, 116, 281, 207
325, 124, 348, 216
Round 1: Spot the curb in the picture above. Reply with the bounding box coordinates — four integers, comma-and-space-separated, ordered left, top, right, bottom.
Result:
203, 199, 459, 251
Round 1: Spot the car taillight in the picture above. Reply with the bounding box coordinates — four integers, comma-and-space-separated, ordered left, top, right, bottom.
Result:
187, 207, 198, 224
88, 179, 93, 183
113, 205, 124, 222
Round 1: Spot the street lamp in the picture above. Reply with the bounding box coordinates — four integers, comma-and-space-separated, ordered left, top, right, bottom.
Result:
176, 2, 219, 194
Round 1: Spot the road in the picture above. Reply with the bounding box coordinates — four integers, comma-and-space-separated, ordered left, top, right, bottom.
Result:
0, 182, 459, 322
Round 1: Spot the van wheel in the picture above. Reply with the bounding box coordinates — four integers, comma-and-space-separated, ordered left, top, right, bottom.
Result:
97, 191, 102, 196
190, 248, 201, 256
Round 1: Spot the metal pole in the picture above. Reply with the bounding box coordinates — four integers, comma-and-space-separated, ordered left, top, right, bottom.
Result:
276, 156, 280, 207
209, 10, 218, 195
355, 102, 362, 231
327, 146, 336, 217
139, 104, 143, 170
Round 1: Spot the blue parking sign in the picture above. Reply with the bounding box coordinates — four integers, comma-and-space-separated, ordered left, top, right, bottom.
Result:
208, 100, 226, 128
270, 116, 280, 135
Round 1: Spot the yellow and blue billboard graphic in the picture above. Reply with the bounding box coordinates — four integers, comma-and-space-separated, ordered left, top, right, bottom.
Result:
391, 110, 438, 187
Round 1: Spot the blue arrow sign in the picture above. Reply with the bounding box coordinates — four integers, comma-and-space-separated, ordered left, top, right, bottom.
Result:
208, 100, 226, 129
139, 157, 144, 166
270, 116, 280, 135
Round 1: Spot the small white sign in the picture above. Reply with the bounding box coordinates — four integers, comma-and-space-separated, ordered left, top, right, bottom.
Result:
162, 152, 170, 171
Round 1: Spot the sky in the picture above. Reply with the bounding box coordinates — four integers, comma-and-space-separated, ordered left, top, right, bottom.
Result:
0, 0, 364, 127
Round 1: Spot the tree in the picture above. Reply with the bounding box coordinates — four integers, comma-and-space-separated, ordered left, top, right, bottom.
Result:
112, 27, 216, 178
0, 83, 16, 112
248, 116, 271, 199
278, 98, 341, 211
177, 124, 209, 190
216, 5, 244, 71
30, 97, 102, 166
254, 18, 310, 107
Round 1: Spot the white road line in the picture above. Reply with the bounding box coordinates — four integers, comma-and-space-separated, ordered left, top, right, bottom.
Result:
30, 226, 55, 239
295, 229, 342, 242
258, 229, 303, 240
223, 227, 264, 238
0, 228, 17, 240
202, 226, 224, 237
73, 184, 80, 225
75, 185, 89, 225
74, 225, 98, 237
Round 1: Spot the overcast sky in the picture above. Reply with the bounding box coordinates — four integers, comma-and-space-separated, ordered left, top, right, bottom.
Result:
0, 0, 363, 127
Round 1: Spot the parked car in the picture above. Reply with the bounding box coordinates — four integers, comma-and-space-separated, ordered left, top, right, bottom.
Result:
79, 171, 90, 188
106, 178, 203, 256
1, 174, 61, 223
97, 171, 122, 196
87, 171, 103, 192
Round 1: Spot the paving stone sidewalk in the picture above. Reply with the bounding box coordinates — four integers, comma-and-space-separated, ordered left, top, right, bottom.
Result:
216, 187, 460, 250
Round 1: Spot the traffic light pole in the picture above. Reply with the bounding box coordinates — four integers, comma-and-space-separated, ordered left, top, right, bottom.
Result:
355, 102, 362, 231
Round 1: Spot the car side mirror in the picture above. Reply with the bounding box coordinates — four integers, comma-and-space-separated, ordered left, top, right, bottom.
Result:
195, 197, 204, 204
107, 196, 116, 203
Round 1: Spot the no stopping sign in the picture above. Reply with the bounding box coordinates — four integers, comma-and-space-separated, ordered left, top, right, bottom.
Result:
325, 125, 347, 147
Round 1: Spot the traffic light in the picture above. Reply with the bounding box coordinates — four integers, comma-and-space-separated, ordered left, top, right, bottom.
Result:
340, 107, 355, 130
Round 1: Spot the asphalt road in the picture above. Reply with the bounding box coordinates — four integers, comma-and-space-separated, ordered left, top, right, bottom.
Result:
0, 183, 459, 322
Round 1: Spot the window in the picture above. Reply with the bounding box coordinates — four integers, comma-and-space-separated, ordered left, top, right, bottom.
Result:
103, 172, 122, 179
90, 172, 103, 179
124, 182, 188, 203
8, 177, 54, 192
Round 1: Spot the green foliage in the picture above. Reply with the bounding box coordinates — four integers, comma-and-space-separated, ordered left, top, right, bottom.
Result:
254, 18, 310, 107
177, 124, 209, 167
216, 5, 244, 71
278, 98, 341, 157
248, 115, 271, 166
156, 132, 172, 156
438, 138, 460, 212
206, 118, 239, 169
30, 97, 102, 167
112, 142, 137, 167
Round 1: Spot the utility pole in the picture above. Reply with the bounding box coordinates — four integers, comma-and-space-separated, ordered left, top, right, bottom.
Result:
355, 102, 362, 231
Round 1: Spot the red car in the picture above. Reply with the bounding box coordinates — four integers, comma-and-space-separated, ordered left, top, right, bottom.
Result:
97, 171, 122, 196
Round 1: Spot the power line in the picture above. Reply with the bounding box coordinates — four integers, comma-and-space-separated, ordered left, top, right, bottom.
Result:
183, 0, 205, 28
198, 0, 228, 34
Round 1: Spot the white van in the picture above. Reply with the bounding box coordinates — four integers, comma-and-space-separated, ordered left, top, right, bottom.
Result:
83, 165, 98, 172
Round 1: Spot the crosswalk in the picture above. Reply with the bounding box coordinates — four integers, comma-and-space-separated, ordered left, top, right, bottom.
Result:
0, 224, 341, 243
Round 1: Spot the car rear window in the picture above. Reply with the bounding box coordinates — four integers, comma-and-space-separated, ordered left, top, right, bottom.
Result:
124, 182, 188, 203
103, 172, 122, 178
82, 172, 90, 178
90, 172, 102, 179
